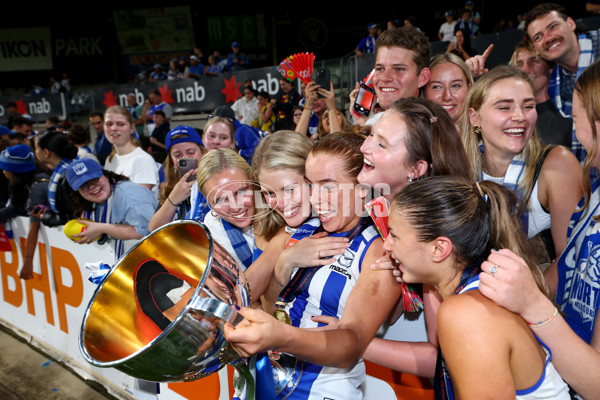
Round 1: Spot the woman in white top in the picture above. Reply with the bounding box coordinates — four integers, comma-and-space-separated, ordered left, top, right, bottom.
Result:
478, 58, 600, 400
102, 105, 159, 197
461, 65, 582, 266
231, 86, 259, 125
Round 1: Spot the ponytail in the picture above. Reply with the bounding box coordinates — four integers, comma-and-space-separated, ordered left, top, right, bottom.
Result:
479, 181, 549, 297
392, 176, 549, 296
36, 129, 78, 160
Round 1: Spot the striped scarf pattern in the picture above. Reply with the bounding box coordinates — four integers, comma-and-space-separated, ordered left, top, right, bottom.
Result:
548, 33, 595, 164
48, 159, 72, 212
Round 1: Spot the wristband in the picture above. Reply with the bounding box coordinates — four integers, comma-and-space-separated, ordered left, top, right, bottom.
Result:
528, 307, 558, 327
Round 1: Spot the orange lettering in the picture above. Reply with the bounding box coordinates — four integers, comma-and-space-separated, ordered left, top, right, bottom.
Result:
0, 239, 23, 307
50, 246, 83, 334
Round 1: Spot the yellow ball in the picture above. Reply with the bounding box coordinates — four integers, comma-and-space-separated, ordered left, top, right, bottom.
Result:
63, 219, 94, 242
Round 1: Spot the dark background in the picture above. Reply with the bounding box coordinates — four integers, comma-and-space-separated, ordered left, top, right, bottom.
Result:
0, 2, 591, 91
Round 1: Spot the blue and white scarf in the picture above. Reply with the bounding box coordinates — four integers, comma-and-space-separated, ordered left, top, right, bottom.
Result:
48, 159, 72, 212
548, 33, 595, 164
221, 218, 254, 270
186, 183, 210, 222
83, 188, 125, 259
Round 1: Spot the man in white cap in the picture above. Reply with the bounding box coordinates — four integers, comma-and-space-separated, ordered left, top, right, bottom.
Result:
185, 55, 204, 79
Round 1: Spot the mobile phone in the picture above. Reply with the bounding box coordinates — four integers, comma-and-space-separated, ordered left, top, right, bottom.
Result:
178, 158, 197, 182
314, 69, 331, 97
353, 83, 376, 117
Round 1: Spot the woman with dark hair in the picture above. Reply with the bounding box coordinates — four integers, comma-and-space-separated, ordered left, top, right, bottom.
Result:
346, 97, 472, 378
384, 175, 570, 398
253, 91, 275, 132
65, 158, 158, 260
271, 78, 301, 131
35, 129, 79, 225
0, 145, 41, 222
67, 123, 98, 162
446, 28, 477, 61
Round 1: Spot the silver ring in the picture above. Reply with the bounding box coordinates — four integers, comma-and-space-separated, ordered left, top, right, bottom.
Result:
490, 265, 498, 277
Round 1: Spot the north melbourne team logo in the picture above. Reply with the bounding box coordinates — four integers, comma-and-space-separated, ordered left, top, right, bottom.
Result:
563, 240, 600, 323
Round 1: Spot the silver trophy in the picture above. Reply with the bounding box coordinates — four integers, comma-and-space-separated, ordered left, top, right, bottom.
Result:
79, 220, 299, 397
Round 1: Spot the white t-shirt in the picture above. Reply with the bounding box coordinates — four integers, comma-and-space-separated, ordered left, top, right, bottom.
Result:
104, 146, 159, 198
231, 96, 259, 126
439, 21, 457, 42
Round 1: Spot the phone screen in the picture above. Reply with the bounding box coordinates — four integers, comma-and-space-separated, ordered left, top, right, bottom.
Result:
353, 85, 375, 116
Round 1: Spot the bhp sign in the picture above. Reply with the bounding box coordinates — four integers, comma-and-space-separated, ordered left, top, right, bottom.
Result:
0, 238, 83, 334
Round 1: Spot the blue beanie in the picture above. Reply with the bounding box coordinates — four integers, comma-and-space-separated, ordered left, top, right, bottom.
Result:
0, 144, 36, 173
165, 125, 203, 151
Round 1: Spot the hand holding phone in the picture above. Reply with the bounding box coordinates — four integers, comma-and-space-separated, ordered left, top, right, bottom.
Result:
353, 83, 375, 118
314, 69, 331, 98
178, 158, 197, 182
352, 70, 376, 118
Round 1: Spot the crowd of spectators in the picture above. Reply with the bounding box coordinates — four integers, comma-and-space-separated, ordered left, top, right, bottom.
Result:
133, 42, 251, 84
3, 2, 600, 399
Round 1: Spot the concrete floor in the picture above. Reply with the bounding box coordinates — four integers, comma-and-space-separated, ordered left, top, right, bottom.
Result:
0, 325, 116, 400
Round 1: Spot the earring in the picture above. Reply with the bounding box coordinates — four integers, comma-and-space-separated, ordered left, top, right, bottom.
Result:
408, 176, 413, 183
210, 210, 219, 218
473, 124, 482, 135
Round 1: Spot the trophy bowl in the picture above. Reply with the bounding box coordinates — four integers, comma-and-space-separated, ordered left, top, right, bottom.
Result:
79, 219, 250, 382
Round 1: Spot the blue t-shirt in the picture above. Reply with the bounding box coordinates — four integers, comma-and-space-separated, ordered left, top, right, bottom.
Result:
356, 35, 377, 53
188, 64, 204, 77
111, 180, 158, 236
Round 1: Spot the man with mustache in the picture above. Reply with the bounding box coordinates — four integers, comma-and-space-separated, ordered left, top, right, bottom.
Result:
525, 3, 600, 162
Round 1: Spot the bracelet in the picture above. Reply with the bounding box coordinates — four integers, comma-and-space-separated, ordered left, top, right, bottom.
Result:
167, 197, 176, 207
528, 307, 559, 327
